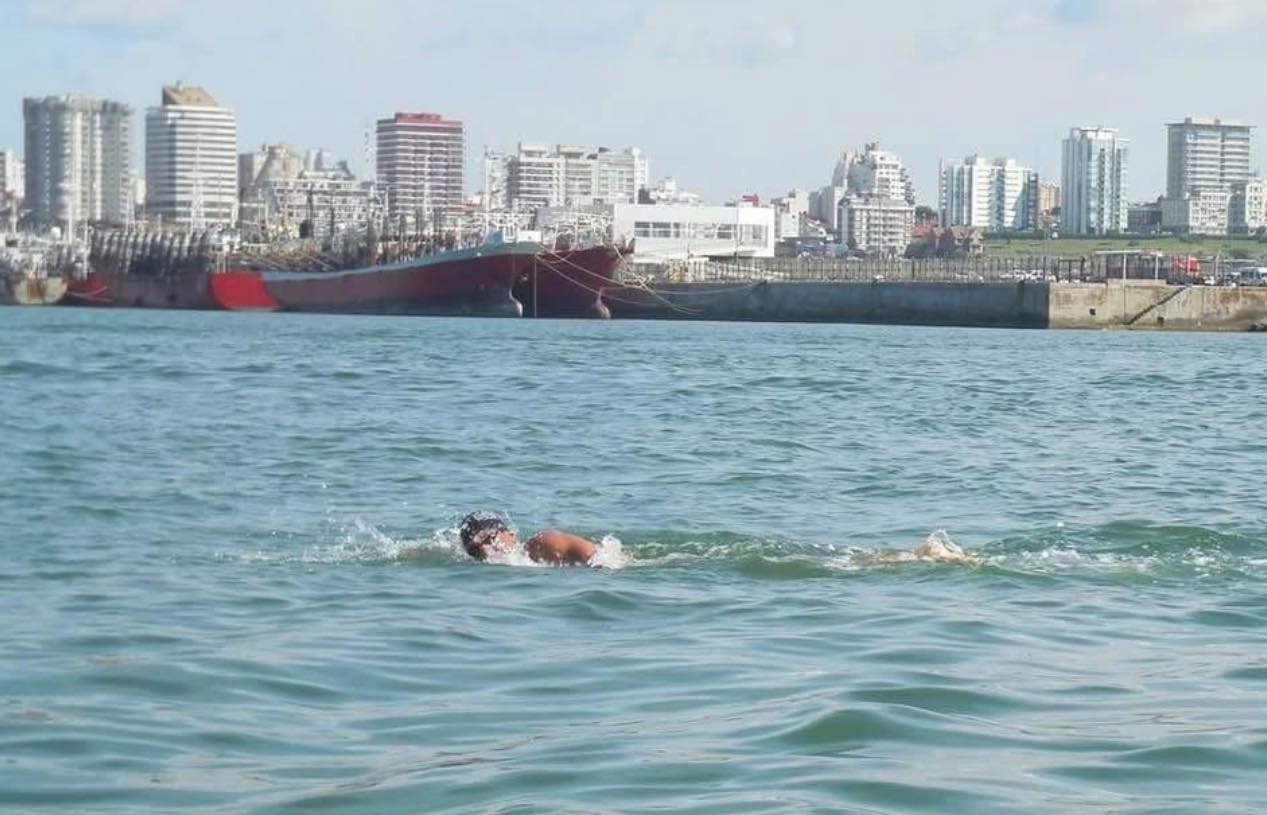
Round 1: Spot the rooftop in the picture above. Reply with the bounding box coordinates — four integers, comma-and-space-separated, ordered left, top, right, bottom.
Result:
162, 84, 220, 107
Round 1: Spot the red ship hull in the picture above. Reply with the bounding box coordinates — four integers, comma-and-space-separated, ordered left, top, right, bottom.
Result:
514, 244, 630, 318
239, 242, 533, 316
70, 242, 536, 317
65, 271, 215, 309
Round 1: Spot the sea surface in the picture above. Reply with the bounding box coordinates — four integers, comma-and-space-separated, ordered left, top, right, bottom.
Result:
2, 308, 1267, 814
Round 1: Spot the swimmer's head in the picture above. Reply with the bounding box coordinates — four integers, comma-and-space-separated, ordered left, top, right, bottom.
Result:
459, 512, 518, 560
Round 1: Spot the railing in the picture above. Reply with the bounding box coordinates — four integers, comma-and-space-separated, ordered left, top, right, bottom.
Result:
620, 255, 1214, 286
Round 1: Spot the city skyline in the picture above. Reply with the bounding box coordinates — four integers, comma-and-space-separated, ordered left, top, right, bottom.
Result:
1, 0, 1265, 205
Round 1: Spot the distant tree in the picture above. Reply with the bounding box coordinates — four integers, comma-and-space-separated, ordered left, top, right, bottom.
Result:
914, 205, 938, 225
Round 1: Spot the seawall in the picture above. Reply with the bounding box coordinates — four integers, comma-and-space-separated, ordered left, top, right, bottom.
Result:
603, 279, 1267, 331
604, 280, 1050, 328
1050, 282, 1267, 330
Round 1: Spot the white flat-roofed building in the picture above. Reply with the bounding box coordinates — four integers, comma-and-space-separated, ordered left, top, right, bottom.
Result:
612, 202, 775, 260
146, 84, 238, 228
504, 143, 647, 210
0, 149, 22, 198
23, 95, 132, 228
376, 112, 464, 226
1166, 117, 1252, 199
1061, 127, 1128, 235
1162, 117, 1253, 235
1161, 187, 1232, 235
838, 195, 915, 255
940, 155, 1039, 232
1231, 179, 1267, 233
772, 189, 810, 240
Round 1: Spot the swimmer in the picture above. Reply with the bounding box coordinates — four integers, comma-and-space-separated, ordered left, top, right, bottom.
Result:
861, 531, 981, 566
459, 512, 598, 566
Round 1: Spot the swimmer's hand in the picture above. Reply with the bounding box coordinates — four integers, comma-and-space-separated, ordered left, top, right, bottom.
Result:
525, 530, 599, 566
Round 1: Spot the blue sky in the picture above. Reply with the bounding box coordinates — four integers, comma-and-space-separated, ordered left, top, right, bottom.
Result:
2, 0, 1265, 204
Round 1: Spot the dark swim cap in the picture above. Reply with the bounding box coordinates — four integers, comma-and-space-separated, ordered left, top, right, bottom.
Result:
459, 512, 511, 557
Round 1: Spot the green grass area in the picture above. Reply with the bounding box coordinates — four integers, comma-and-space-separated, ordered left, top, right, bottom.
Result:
983, 235, 1267, 261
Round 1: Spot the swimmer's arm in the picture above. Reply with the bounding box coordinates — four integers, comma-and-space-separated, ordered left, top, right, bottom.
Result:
525, 530, 598, 566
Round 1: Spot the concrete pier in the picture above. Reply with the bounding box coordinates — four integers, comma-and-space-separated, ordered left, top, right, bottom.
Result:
603, 279, 1267, 331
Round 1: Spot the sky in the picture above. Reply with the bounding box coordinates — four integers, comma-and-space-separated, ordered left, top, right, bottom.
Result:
2, 0, 1265, 205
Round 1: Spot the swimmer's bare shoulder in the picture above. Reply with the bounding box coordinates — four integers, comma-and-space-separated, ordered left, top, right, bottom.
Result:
525, 529, 598, 566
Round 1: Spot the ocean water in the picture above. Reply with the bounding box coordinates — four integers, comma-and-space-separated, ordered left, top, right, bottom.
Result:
2, 308, 1267, 814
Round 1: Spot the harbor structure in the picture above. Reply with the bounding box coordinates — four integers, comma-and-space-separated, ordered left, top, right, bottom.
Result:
375, 112, 464, 228
145, 84, 238, 228
613, 201, 775, 260
1061, 127, 1128, 235
1161, 118, 1253, 235
501, 143, 647, 210
238, 144, 373, 241
938, 155, 1039, 232
22, 95, 133, 229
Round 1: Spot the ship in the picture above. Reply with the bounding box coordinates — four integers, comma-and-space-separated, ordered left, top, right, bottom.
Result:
0, 239, 73, 306
70, 228, 530, 316
70, 223, 630, 318
513, 243, 631, 319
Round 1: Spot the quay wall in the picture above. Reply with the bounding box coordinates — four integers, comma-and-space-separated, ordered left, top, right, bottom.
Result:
1049, 282, 1267, 330
605, 280, 1049, 328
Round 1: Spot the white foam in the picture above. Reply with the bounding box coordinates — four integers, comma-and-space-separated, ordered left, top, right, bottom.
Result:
588, 535, 631, 570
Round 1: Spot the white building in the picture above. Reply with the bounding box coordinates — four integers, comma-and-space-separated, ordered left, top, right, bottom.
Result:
1166, 117, 1252, 199
0, 149, 22, 198
838, 196, 915, 255
1231, 179, 1267, 234
146, 84, 238, 228
809, 185, 846, 232
376, 112, 464, 226
771, 189, 810, 240
612, 202, 774, 260
502, 143, 647, 210
238, 143, 372, 241
1162, 117, 1253, 235
640, 177, 701, 206
23, 95, 132, 228
1061, 127, 1128, 235
939, 155, 1039, 232
844, 145, 915, 203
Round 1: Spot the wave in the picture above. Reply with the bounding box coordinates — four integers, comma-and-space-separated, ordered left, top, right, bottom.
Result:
226, 519, 1267, 581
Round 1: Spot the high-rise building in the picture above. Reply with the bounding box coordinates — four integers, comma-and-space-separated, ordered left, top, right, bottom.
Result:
838, 195, 916, 255
836, 143, 915, 204
1038, 182, 1061, 220
1166, 117, 1251, 199
1162, 118, 1253, 235
501, 143, 647, 210
1061, 127, 1128, 235
939, 155, 1039, 232
829, 143, 915, 252
376, 112, 464, 226
145, 84, 238, 228
22, 95, 132, 228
